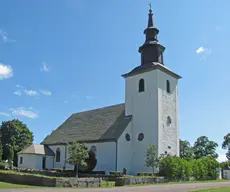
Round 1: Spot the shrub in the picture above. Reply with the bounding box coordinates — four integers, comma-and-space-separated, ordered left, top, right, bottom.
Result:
0, 162, 7, 170
110, 171, 123, 176
159, 156, 219, 181
137, 172, 153, 176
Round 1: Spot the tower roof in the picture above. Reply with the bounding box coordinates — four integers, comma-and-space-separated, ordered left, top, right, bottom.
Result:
138, 4, 165, 65
122, 5, 181, 79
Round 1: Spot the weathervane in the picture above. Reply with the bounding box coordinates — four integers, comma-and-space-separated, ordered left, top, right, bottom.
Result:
149, 2, 152, 13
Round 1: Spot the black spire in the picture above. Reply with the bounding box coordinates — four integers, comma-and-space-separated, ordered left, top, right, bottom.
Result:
148, 3, 154, 27
138, 5, 165, 65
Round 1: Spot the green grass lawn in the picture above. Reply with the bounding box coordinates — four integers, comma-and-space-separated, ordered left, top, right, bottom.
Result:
0, 182, 40, 188
193, 187, 230, 192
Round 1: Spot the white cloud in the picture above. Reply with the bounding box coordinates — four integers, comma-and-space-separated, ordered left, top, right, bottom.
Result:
0, 63, 13, 80
40, 90, 52, 96
196, 47, 205, 54
0, 30, 16, 42
41, 62, 50, 72
13, 90, 22, 96
24, 89, 38, 96
196, 46, 212, 60
10, 107, 38, 119
0, 112, 10, 117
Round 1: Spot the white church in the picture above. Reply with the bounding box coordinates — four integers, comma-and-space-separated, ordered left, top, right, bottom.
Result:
18, 7, 181, 175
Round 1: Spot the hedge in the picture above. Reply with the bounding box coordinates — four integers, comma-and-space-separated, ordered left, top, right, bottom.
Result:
137, 172, 153, 176
159, 156, 220, 181
110, 171, 123, 176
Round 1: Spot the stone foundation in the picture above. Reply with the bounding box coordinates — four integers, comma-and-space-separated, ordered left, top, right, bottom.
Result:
0, 172, 101, 187
115, 176, 165, 186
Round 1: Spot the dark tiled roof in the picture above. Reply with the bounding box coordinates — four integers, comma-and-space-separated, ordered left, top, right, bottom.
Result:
41, 103, 132, 145
18, 144, 55, 156
122, 62, 182, 79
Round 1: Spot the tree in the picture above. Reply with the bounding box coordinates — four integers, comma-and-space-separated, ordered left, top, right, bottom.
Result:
0, 119, 34, 164
145, 144, 161, 175
222, 133, 230, 160
193, 136, 218, 159
66, 142, 89, 177
180, 139, 194, 160
0, 142, 3, 162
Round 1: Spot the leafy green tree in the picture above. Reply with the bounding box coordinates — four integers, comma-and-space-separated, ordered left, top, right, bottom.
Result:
145, 144, 161, 175
0, 142, 3, 162
222, 133, 230, 160
180, 139, 194, 160
193, 136, 218, 159
159, 156, 192, 181
0, 119, 34, 164
66, 142, 89, 177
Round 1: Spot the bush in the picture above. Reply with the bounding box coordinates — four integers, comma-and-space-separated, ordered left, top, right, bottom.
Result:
137, 172, 153, 176
110, 171, 123, 176
220, 161, 230, 170
0, 162, 7, 170
159, 156, 219, 181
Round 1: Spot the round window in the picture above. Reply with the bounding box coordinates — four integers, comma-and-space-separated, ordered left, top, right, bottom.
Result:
166, 116, 172, 126
125, 134, 130, 141
138, 133, 144, 141
90, 146, 97, 153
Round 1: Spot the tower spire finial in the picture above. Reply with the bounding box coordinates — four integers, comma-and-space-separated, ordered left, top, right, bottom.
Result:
149, 2, 152, 13
147, 2, 154, 27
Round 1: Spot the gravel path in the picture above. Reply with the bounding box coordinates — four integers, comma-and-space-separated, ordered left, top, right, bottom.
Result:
1, 182, 230, 192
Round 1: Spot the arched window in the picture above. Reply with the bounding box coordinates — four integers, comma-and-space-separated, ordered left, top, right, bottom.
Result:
166, 80, 170, 93
139, 79, 145, 92
56, 148, 61, 162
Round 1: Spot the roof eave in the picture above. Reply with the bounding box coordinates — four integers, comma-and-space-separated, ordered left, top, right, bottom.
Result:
122, 64, 182, 79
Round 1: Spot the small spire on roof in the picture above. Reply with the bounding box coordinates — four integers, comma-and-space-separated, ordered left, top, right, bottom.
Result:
149, 2, 152, 13
147, 2, 154, 27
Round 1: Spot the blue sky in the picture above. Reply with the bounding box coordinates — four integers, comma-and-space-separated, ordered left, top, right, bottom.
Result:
0, 0, 230, 162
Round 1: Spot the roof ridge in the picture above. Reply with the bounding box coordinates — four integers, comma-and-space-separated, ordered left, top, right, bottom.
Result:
72, 103, 124, 115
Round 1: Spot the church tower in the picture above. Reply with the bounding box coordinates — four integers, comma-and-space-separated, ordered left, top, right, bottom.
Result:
122, 5, 182, 174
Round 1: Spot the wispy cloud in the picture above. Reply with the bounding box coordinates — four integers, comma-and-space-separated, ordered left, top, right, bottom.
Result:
0, 63, 13, 80
85, 96, 94, 100
0, 30, 16, 42
24, 89, 38, 96
0, 112, 10, 117
196, 46, 212, 60
14, 85, 38, 97
10, 107, 38, 119
40, 90, 52, 96
40, 62, 50, 72
14, 85, 51, 97
13, 90, 22, 96
196, 47, 205, 54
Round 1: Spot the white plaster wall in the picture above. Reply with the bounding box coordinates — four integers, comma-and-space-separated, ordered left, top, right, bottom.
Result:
18, 154, 37, 169
157, 70, 179, 157
18, 154, 54, 170
125, 70, 159, 175
45, 156, 54, 169
117, 122, 132, 174
48, 142, 116, 173
48, 145, 68, 169
84, 142, 116, 174
124, 68, 180, 175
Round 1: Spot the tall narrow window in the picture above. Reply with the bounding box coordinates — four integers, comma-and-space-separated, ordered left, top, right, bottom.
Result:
56, 148, 61, 162
166, 80, 170, 93
139, 79, 145, 92
20, 157, 23, 164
